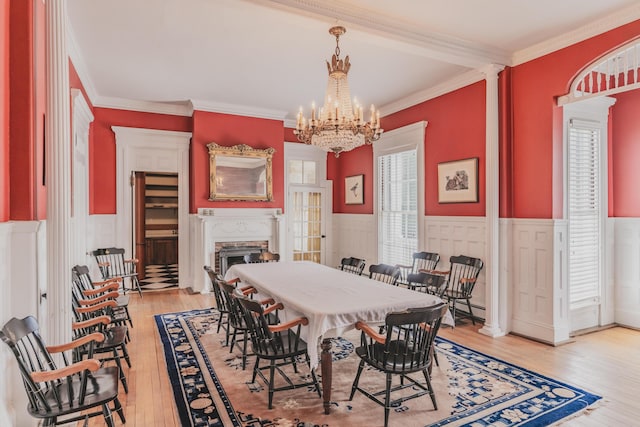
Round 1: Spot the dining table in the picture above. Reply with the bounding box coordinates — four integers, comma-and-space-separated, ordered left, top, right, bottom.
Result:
224, 260, 453, 414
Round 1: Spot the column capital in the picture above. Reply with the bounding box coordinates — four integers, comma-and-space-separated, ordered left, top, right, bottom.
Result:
481, 63, 506, 78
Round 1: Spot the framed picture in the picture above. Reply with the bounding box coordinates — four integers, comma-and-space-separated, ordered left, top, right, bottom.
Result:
437, 157, 479, 203
345, 174, 364, 205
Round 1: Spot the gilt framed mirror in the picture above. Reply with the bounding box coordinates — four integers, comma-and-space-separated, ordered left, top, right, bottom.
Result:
207, 143, 275, 201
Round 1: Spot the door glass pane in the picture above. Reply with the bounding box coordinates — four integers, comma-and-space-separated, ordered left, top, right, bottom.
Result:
291, 190, 322, 264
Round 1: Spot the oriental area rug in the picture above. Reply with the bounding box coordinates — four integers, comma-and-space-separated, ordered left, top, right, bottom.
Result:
155, 308, 601, 427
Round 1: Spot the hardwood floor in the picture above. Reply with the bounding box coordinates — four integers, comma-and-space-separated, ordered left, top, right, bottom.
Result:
88, 288, 639, 426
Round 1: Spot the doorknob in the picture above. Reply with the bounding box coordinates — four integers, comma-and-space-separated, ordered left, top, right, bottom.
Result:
40, 293, 47, 303
321, 235, 326, 238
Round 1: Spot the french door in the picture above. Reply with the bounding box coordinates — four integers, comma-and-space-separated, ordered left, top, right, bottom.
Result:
289, 187, 326, 264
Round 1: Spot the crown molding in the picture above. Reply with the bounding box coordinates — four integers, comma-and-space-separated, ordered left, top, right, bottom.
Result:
66, 23, 98, 103
512, 3, 640, 66
379, 69, 485, 117
283, 119, 297, 129
93, 96, 193, 116
189, 100, 287, 121
254, 0, 509, 68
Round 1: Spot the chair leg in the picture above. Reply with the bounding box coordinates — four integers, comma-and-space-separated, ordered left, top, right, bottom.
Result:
113, 349, 128, 393
229, 328, 238, 353
121, 342, 131, 368
123, 306, 133, 328
349, 360, 365, 400
133, 276, 143, 298
102, 403, 115, 427
384, 373, 392, 427
466, 299, 476, 325
450, 299, 457, 327
251, 356, 260, 383
268, 361, 276, 409
422, 368, 438, 410
113, 397, 126, 424
241, 331, 248, 370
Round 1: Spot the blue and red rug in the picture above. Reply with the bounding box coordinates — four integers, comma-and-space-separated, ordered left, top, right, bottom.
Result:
155, 308, 601, 427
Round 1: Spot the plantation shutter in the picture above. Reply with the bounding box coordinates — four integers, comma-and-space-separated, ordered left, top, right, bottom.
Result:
378, 149, 418, 266
568, 119, 601, 304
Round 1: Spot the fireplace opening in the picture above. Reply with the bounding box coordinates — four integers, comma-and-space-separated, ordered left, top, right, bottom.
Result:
217, 243, 267, 275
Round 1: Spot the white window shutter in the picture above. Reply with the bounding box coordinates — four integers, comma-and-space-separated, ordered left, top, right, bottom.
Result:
568, 119, 601, 304
378, 149, 418, 266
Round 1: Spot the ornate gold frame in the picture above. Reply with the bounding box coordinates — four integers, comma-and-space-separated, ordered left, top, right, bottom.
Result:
207, 143, 275, 201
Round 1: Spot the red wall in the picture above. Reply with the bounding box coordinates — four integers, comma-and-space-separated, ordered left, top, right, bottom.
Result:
611, 89, 640, 217
9, 0, 36, 220
91, 108, 191, 214
191, 111, 285, 213
510, 19, 640, 219
331, 81, 487, 216
0, 0, 8, 222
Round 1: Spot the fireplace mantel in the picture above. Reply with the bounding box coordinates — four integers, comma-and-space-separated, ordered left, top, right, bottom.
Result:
191, 208, 285, 293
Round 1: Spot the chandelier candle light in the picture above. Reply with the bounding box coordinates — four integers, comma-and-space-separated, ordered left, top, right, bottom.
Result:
294, 26, 383, 157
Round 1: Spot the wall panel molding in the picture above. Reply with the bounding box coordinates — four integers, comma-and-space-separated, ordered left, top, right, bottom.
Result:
332, 214, 376, 270
614, 217, 640, 327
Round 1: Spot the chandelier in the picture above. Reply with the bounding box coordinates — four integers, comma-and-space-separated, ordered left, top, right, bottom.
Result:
294, 26, 383, 157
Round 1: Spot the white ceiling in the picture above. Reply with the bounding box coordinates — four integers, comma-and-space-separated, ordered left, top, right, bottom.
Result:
66, 0, 640, 121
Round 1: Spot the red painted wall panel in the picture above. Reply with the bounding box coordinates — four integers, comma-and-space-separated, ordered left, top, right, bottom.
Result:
510, 19, 640, 218
9, 0, 35, 220
91, 108, 191, 214
611, 90, 640, 217
191, 110, 284, 213
0, 0, 8, 222
336, 81, 487, 216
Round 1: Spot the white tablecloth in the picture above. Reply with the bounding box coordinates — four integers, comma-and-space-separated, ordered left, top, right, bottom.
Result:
225, 261, 453, 369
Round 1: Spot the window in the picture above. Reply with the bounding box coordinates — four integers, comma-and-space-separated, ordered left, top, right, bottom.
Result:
378, 150, 418, 265
374, 122, 425, 266
288, 160, 316, 185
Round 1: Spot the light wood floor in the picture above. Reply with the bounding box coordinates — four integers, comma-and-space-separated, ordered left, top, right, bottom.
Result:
87, 288, 640, 426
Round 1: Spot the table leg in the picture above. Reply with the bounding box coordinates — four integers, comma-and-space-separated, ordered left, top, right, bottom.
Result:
320, 338, 333, 414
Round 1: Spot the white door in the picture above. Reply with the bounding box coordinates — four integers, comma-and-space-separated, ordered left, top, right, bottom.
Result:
564, 97, 615, 333
289, 187, 327, 264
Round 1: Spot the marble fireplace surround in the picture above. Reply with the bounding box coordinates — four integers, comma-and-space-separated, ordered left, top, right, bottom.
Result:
194, 208, 284, 293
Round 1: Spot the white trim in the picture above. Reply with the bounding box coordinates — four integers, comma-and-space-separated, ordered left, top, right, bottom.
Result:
373, 122, 427, 264
113, 127, 192, 288
512, 3, 640, 66
94, 96, 193, 116
190, 99, 287, 121
562, 96, 616, 332
66, 22, 98, 104
251, 0, 508, 68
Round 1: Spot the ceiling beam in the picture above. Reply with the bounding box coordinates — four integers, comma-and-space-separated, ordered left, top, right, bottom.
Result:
251, 0, 510, 68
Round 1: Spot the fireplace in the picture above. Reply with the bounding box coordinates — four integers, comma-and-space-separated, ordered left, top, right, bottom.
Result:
194, 208, 284, 294
216, 240, 269, 275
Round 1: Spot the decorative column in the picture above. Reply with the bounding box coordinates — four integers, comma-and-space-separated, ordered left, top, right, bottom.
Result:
480, 64, 505, 338
45, 0, 72, 345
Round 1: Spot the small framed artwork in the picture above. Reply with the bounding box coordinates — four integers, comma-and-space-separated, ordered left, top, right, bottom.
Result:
437, 157, 479, 203
345, 174, 364, 205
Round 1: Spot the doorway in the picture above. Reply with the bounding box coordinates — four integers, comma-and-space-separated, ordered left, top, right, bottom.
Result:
289, 187, 326, 263
133, 172, 179, 291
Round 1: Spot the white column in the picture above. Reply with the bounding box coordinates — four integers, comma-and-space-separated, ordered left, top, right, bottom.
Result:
45, 0, 72, 345
479, 64, 505, 338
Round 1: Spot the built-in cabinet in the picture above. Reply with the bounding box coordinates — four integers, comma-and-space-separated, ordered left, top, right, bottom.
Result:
134, 172, 179, 277
145, 173, 179, 265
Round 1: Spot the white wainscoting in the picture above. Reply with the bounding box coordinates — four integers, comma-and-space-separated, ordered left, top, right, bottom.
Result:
331, 214, 376, 269
85, 214, 117, 278
424, 216, 487, 318
510, 219, 570, 344
1, 221, 44, 427
0, 222, 14, 425
614, 218, 640, 328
